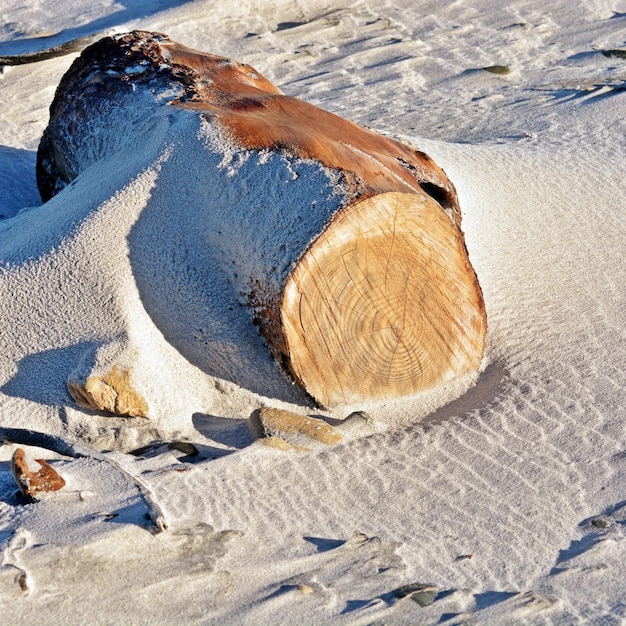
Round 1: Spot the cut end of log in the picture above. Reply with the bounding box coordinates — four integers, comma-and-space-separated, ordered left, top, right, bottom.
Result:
279, 192, 487, 406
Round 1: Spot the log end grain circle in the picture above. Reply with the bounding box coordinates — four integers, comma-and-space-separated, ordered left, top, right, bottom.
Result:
281, 192, 487, 406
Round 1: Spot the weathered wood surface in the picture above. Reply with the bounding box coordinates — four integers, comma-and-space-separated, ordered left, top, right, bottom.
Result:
37, 31, 486, 408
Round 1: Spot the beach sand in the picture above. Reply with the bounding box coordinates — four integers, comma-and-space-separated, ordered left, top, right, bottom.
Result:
0, 1, 625, 623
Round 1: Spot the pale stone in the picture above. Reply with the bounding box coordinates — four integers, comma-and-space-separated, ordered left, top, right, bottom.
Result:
250, 408, 342, 447
393, 583, 439, 607
68, 365, 148, 418
298, 584, 314, 595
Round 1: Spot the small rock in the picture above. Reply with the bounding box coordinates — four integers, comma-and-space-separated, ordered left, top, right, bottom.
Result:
249, 408, 342, 447
68, 365, 148, 418
344, 532, 371, 547
298, 584, 314, 595
16, 570, 28, 592
393, 583, 438, 607
601, 49, 626, 59
279, 582, 316, 596
11, 448, 66, 499
338, 410, 378, 435
344, 410, 375, 425
167, 441, 199, 457
591, 518, 609, 529
483, 65, 511, 75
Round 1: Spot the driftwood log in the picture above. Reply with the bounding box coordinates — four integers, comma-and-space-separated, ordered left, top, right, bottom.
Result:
37, 31, 486, 408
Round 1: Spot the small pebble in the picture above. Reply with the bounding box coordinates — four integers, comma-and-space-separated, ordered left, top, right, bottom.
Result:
483, 65, 511, 75
11, 448, 66, 499
167, 441, 199, 457
345, 410, 374, 423
601, 49, 626, 59
341, 410, 377, 432
393, 583, 438, 607
591, 518, 609, 529
345, 532, 371, 546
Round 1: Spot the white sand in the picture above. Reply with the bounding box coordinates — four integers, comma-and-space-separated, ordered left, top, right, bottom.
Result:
0, 0, 625, 623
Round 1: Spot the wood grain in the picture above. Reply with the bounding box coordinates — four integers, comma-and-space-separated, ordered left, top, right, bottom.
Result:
281, 192, 486, 405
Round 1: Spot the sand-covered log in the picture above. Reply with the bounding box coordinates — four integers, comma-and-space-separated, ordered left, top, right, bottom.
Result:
37, 31, 486, 407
